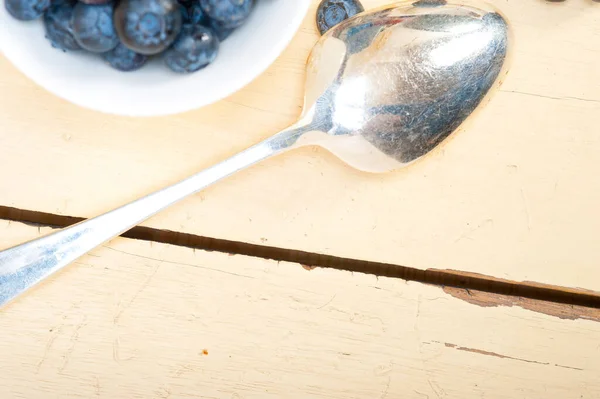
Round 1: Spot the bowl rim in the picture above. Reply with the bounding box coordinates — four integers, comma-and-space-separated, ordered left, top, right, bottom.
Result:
0, 1, 312, 117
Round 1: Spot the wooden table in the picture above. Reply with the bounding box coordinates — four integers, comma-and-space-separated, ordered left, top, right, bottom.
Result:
1, 0, 600, 397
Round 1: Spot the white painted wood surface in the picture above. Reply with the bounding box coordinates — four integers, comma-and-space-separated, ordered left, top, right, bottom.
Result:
1, 0, 599, 290
1, 221, 599, 398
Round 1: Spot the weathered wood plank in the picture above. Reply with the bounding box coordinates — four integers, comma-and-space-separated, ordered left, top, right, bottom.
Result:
1, 221, 599, 398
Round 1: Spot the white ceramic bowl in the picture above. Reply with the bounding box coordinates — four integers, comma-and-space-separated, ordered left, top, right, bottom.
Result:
0, 0, 311, 116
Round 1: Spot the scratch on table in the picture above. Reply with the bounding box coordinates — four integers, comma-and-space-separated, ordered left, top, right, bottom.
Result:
500, 89, 600, 104
225, 99, 297, 118
94, 376, 101, 397
74, 261, 95, 268
37, 324, 64, 372
350, 313, 386, 330
454, 219, 494, 243
172, 364, 197, 378
444, 342, 549, 366
414, 294, 422, 332
428, 379, 446, 398
59, 316, 87, 373
554, 364, 584, 371
380, 376, 391, 399
112, 336, 136, 364
506, 164, 518, 173
103, 246, 254, 279
113, 263, 161, 324
374, 361, 394, 377
155, 385, 172, 399
317, 294, 336, 309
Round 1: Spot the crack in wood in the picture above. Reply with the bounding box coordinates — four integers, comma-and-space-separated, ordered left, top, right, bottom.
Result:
442, 281, 600, 322
2, 206, 600, 313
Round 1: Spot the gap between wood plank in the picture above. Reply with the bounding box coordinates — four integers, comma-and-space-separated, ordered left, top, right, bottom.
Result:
1, 205, 599, 310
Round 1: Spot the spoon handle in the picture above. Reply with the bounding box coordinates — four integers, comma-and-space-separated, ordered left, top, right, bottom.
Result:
0, 127, 304, 307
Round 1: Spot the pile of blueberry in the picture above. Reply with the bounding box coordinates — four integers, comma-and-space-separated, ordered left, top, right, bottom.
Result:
5, 0, 254, 72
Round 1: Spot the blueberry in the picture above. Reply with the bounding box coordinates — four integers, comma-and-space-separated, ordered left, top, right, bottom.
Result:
114, 0, 182, 55
102, 43, 148, 71
316, 0, 364, 35
72, 3, 119, 53
43, 0, 81, 51
4, 0, 50, 21
199, 0, 253, 29
164, 24, 219, 73
208, 18, 234, 41
181, 2, 207, 25
78, 0, 112, 4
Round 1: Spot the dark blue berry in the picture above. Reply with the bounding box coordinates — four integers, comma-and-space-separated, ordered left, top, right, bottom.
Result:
199, 0, 253, 29
164, 24, 219, 73
79, 0, 112, 4
114, 0, 182, 55
43, 0, 81, 51
102, 43, 148, 71
316, 0, 364, 35
181, 2, 207, 25
208, 18, 234, 41
5, 0, 50, 20
72, 3, 119, 53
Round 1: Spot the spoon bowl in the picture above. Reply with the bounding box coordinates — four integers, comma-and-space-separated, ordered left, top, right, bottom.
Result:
0, 0, 510, 306
295, 1, 510, 172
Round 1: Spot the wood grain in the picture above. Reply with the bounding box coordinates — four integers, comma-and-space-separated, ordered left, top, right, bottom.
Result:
1, 221, 600, 399
1, 0, 599, 291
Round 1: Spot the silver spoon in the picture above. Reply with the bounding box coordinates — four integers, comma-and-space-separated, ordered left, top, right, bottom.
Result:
0, 1, 509, 306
